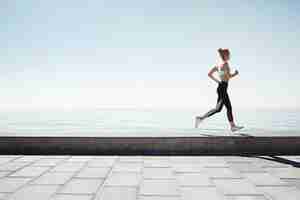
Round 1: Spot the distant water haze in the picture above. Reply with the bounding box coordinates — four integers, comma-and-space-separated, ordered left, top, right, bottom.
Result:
0, 108, 299, 137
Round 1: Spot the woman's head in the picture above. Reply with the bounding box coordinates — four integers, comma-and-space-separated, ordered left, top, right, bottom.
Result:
218, 48, 230, 61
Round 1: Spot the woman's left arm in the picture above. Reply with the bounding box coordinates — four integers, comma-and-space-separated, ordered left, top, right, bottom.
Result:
227, 65, 239, 79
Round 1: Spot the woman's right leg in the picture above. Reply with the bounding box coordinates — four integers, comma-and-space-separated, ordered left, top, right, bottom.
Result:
195, 98, 223, 128
201, 95, 223, 119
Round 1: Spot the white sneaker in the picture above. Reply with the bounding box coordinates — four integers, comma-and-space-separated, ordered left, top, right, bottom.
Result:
195, 116, 204, 128
231, 125, 244, 132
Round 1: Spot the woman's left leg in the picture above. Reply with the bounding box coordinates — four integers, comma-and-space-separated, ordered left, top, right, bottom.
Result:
223, 92, 244, 131
222, 92, 234, 123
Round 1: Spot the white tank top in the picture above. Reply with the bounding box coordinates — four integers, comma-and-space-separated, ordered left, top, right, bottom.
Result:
217, 66, 225, 80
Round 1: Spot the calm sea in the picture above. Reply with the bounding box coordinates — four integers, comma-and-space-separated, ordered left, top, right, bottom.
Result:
0, 108, 299, 137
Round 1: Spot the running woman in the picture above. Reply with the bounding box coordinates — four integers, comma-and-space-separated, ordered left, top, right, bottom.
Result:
195, 48, 244, 132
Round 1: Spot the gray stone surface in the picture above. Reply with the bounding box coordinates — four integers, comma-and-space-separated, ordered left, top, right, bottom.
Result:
9, 166, 50, 177
87, 158, 116, 167
204, 167, 243, 179
0, 157, 17, 165
112, 163, 142, 173
243, 172, 291, 186
139, 179, 180, 196
51, 194, 93, 200
225, 196, 268, 200
119, 156, 143, 163
143, 167, 175, 179
0, 162, 31, 171
0, 193, 7, 199
51, 162, 85, 172
75, 167, 111, 179
14, 156, 43, 163
6, 185, 59, 200
282, 179, 300, 189
105, 172, 140, 186
59, 178, 103, 194
0, 155, 299, 200
67, 156, 94, 163
213, 179, 262, 195
172, 163, 204, 173
177, 173, 213, 186
181, 187, 224, 200
144, 158, 171, 168
97, 186, 137, 200
257, 186, 300, 200
0, 178, 31, 192
0, 171, 11, 178
32, 158, 66, 166
228, 162, 266, 173
32, 172, 74, 185
268, 167, 300, 179
139, 196, 180, 200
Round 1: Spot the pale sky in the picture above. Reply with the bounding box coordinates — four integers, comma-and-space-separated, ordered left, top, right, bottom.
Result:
1, 0, 300, 110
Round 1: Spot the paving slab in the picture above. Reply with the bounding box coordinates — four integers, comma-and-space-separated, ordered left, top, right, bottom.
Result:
105, 172, 140, 186
59, 178, 103, 194
6, 185, 59, 200
213, 179, 262, 195
202, 160, 230, 168
0, 171, 11, 178
51, 194, 93, 200
144, 159, 171, 168
119, 156, 143, 163
224, 195, 269, 200
204, 168, 243, 179
139, 179, 180, 196
281, 179, 300, 189
177, 173, 213, 186
170, 156, 206, 164
14, 156, 43, 163
268, 167, 300, 179
51, 162, 85, 172
32, 172, 75, 185
87, 159, 115, 167
0, 162, 31, 172
257, 186, 300, 200
181, 186, 224, 200
256, 159, 290, 168
139, 196, 180, 200
228, 163, 266, 173
223, 156, 258, 163
9, 166, 50, 177
96, 186, 137, 200
0, 178, 32, 192
67, 156, 94, 163
0, 156, 21, 159
39, 156, 70, 159
143, 167, 175, 179
183, 157, 227, 165
172, 163, 204, 173
243, 172, 291, 186
112, 163, 142, 173
0, 157, 18, 165
75, 167, 110, 179
32, 158, 66, 166
0, 193, 7, 199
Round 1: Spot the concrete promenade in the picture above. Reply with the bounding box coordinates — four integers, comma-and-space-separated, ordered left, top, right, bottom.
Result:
0, 155, 300, 199
1, 136, 300, 155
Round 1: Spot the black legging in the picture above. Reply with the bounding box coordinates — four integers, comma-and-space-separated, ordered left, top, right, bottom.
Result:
202, 81, 234, 122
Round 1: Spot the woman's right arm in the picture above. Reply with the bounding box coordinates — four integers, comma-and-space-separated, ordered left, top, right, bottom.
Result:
208, 66, 220, 84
